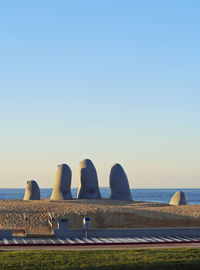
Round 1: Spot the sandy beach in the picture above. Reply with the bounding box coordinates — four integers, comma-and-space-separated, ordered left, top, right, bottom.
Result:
0, 199, 200, 230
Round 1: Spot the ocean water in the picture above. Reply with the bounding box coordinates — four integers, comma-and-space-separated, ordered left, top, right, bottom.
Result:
0, 188, 200, 205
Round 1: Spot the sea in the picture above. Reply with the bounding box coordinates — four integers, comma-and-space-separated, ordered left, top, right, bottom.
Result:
0, 188, 200, 205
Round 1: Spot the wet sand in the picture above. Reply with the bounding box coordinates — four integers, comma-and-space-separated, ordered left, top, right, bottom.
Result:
0, 199, 200, 229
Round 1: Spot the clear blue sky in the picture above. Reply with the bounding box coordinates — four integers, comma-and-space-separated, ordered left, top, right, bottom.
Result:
0, 0, 199, 188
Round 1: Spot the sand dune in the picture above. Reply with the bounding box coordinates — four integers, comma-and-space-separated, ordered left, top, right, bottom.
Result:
0, 199, 200, 230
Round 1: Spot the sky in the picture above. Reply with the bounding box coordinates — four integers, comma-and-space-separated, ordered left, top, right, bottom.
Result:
0, 0, 199, 188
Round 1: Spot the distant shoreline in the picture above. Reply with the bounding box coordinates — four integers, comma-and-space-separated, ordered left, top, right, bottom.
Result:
1, 188, 200, 204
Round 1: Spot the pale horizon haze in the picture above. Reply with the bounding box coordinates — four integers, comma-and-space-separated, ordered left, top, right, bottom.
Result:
0, 1, 199, 188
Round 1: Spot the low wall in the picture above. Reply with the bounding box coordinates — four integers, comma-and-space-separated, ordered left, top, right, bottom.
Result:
0, 230, 13, 239
53, 227, 200, 239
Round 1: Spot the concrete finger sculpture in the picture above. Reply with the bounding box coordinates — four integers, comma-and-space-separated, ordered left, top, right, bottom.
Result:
77, 159, 101, 199
23, 180, 40, 200
51, 164, 72, 200
109, 163, 132, 201
169, 191, 187, 205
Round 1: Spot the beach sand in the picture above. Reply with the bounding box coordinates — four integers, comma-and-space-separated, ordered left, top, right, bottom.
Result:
0, 199, 200, 230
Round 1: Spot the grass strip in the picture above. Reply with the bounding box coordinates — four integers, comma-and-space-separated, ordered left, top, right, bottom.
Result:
0, 248, 200, 270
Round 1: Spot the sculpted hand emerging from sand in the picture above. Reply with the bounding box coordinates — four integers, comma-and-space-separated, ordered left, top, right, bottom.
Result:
170, 191, 187, 205
109, 163, 132, 201
77, 159, 101, 199
51, 164, 72, 200
24, 180, 40, 200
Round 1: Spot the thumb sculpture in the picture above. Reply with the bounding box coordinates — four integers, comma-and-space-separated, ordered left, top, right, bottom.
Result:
77, 159, 101, 199
23, 180, 40, 200
50, 164, 72, 200
169, 191, 187, 205
109, 163, 132, 201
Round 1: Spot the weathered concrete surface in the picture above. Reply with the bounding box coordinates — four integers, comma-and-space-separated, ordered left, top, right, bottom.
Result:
170, 191, 187, 205
109, 163, 132, 201
53, 219, 69, 238
51, 164, 72, 200
23, 180, 40, 200
52, 227, 200, 239
0, 230, 12, 239
77, 159, 101, 199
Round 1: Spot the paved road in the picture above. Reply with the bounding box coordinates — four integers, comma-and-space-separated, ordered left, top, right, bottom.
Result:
1, 242, 200, 251
1, 236, 200, 251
